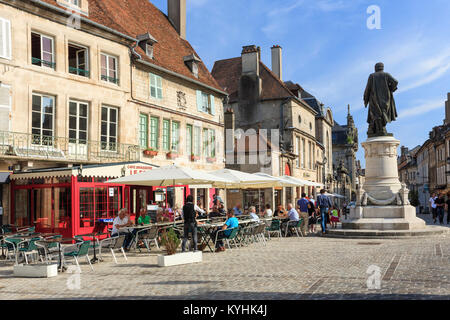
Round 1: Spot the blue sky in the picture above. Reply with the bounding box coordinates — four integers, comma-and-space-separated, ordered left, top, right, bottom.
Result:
151, 0, 450, 166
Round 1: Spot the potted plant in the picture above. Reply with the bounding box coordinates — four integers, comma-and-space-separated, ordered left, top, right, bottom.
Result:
206, 157, 216, 163
166, 151, 178, 159
190, 153, 200, 162
157, 228, 202, 267
143, 147, 158, 157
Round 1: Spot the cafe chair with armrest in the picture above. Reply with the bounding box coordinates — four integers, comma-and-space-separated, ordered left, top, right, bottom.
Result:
17, 237, 43, 264
265, 219, 282, 239
99, 235, 127, 264
63, 240, 94, 273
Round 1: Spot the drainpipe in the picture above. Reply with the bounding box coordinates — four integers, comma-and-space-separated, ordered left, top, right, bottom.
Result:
279, 98, 291, 153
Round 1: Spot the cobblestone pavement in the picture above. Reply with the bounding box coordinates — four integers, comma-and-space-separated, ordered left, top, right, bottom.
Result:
0, 214, 449, 300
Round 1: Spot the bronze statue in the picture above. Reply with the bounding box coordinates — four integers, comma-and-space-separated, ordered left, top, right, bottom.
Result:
364, 62, 398, 137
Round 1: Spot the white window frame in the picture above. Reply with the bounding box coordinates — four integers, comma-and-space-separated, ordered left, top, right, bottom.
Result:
31, 32, 55, 69
68, 100, 89, 144
0, 17, 11, 60
150, 73, 163, 99
171, 121, 180, 153
100, 105, 118, 151
100, 53, 119, 85
68, 43, 89, 77
31, 93, 55, 146
0, 84, 11, 131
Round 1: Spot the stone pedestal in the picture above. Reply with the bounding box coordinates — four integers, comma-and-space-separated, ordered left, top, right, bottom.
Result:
346, 136, 426, 231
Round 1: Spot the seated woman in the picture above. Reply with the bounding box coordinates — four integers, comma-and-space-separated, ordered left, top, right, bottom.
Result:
274, 205, 286, 217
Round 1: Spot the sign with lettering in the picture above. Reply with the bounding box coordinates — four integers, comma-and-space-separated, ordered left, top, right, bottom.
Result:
125, 164, 155, 176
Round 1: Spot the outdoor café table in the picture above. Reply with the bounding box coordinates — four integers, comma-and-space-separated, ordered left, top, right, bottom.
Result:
197, 221, 226, 252
76, 233, 109, 264
39, 238, 82, 272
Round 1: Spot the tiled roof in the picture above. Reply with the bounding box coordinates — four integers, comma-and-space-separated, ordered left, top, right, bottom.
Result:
211, 57, 296, 103
37, 0, 222, 91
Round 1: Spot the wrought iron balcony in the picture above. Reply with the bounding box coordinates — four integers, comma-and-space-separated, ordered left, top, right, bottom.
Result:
0, 131, 139, 163
32, 57, 56, 69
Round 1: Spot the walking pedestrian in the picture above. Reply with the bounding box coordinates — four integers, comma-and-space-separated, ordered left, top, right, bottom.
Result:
317, 189, 332, 234
429, 193, 437, 223
307, 198, 317, 233
181, 195, 205, 252
435, 192, 445, 225
297, 193, 310, 236
446, 192, 450, 225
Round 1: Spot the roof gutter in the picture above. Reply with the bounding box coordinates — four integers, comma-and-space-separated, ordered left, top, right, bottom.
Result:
28, 0, 138, 43
137, 59, 227, 96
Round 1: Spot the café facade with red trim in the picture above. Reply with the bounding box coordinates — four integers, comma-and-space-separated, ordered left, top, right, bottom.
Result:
9, 162, 216, 238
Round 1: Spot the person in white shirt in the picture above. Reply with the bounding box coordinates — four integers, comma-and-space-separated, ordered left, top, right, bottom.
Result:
429, 193, 437, 223
248, 206, 260, 222
263, 203, 273, 218
112, 208, 134, 251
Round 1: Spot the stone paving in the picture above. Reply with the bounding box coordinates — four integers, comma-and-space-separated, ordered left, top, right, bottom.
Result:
0, 214, 449, 300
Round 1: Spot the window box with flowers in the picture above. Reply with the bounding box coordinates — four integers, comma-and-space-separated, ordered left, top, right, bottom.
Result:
190, 154, 200, 162
166, 151, 178, 160
143, 148, 158, 157
206, 157, 216, 163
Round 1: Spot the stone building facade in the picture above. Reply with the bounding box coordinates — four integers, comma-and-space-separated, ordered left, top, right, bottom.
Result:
0, 0, 226, 225
331, 105, 359, 201
398, 92, 450, 212
212, 45, 333, 209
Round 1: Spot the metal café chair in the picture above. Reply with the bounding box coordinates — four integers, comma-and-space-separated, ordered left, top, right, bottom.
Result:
99, 235, 128, 264
63, 240, 94, 272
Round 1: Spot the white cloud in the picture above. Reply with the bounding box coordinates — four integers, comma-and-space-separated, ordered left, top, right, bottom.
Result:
398, 99, 444, 118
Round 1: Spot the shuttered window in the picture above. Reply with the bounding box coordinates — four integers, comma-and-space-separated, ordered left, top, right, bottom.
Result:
0, 17, 11, 60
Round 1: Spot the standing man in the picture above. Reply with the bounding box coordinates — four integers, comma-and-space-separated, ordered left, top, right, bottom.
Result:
317, 189, 332, 234
297, 193, 310, 236
435, 192, 445, 225
181, 195, 205, 252
429, 193, 437, 223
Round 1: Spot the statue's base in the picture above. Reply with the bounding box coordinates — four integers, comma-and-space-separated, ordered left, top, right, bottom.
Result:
347, 205, 426, 231
323, 225, 448, 238
367, 132, 393, 138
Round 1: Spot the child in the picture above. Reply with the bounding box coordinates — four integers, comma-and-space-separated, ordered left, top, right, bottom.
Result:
330, 206, 340, 228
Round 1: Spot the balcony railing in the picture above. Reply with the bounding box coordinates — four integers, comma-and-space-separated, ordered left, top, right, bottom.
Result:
69, 67, 90, 77
0, 131, 139, 163
101, 75, 120, 85
32, 57, 56, 69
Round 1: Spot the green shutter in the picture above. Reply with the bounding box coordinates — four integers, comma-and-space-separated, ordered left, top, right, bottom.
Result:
209, 95, 215, 115
196, 90, 203, 112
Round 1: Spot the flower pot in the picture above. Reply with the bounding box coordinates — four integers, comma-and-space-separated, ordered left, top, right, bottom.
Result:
144, 150, 158, 157
157, 251, 202, 267
14, 264, 58, 278
206, 157, 216, 163
190, 155, 200, 162
166, 152, 178, 159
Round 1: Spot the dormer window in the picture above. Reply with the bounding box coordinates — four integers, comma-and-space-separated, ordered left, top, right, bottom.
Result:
137, 32, 158, 59
184, 54, 201, 78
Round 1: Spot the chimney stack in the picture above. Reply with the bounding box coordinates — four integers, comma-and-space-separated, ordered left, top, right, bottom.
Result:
241, 45, 260, 76
168, 0, 186, 40
271, 45, 282, 80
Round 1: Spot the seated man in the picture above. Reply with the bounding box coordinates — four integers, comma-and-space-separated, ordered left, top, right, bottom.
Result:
137, 208, 151, 225
209, 205, 222, 218
111, 208, 134, 251
248, 206, 260, 222
211, 210, 239, 252
281, 203, 300, 236
233, 203, 243, 216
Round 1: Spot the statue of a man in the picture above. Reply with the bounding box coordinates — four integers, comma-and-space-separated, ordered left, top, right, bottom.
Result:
364, 62, 398, 137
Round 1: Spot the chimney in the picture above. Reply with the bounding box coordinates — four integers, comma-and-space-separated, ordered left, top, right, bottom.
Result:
445, 93, 450, 125
168, 0, 186, 40
241, 45, 260, 76
271, 45, 282, 80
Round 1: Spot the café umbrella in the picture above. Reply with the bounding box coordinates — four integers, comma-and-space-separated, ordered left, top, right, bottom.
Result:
107, 164, 233, 208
